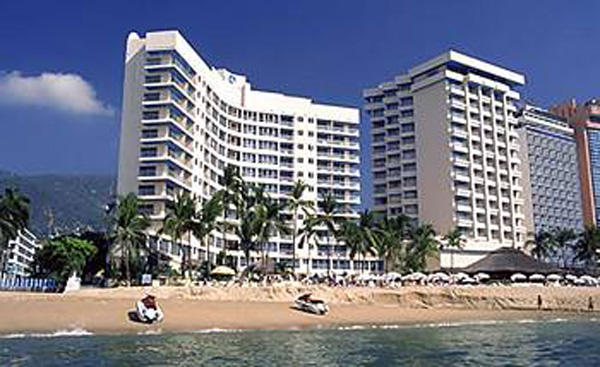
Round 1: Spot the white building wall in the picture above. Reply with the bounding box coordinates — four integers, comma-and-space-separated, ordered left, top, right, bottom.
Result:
5, 229, 41, 277
365, 50, 528, 269
118, 30, 371, 274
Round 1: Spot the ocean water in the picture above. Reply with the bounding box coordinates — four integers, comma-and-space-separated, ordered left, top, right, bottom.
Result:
1, 318, 600, 366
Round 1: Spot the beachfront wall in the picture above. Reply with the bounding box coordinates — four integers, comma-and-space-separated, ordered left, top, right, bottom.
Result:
365, 51, 529, 269
116, 30, 381, 274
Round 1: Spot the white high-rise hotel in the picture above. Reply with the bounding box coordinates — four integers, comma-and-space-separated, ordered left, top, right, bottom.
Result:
364, 51, 528, 268
117, 31, 372, 274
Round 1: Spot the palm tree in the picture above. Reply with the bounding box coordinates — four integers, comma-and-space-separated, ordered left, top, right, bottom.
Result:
0, 188, 30, 275
525, 230, 556, 261
286, 180, 313, 276
551, 227, 577, 268
161, 192, 197, 278
232, 206, 261, 269
336, 220, 364, 272
110, 193, 149, 284
575, 226, 600, 272
316, 193, 339, 277
374, 215, 412, 273
216, 165, 243, 263
191, 196, 222, 277
298, 214, 321, 276
356, 210, 379, 272
442, 227, 466, 272
406, 223, 439, 272
256, 197, 290, 265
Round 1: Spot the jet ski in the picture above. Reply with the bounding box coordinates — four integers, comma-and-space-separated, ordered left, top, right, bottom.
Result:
136, 295, 164, 323
293, 293, 329, 315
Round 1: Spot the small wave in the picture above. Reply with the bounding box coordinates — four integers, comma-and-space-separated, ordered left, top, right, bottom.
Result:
190, 328, 242, 334
1, 328, 93, 339
334, 317, 583, 332
137, 329, 162, 336
337, 325, 368, 330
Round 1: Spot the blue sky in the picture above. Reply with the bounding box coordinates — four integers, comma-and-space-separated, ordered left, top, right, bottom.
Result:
1, 0, 600, 207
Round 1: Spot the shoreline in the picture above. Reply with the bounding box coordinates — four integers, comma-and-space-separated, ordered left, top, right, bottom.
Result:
1, 285, 599, 336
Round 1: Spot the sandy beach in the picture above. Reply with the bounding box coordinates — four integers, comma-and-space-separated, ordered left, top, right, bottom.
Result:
1, 285, 598, 335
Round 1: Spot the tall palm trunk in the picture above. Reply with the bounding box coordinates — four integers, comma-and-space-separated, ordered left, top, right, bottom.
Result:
220, 206, 227, 276
292, 207, 298, 277
327, 233, 331, 278
307, 244, 312, 277
187, 231, 192, 279
124, 243, 130, 285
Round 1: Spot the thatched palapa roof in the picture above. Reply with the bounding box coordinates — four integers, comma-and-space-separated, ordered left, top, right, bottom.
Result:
463, 247, 558, 275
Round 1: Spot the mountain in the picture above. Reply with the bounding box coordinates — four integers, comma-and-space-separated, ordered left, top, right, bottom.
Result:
0, 171, 115, 238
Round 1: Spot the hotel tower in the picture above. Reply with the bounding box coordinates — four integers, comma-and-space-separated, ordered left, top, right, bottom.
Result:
364, 51, 529, 268
116, 30, 373, 274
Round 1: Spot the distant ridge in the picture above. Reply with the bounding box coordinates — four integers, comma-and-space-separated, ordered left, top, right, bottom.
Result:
0, 171, 115, 237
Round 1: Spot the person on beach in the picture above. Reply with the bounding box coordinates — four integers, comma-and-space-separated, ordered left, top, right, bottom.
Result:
537, 294, 542, 310
142, 294, 157, 310
589, 297, 594, 312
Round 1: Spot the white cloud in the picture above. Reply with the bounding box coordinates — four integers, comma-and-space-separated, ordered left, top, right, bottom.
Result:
0, 71, 114, 116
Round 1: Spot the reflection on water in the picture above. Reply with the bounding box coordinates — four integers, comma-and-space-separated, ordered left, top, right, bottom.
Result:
1, 319, 600, 366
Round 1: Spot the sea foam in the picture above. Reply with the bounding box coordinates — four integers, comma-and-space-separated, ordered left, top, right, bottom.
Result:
1, 328, 93, 339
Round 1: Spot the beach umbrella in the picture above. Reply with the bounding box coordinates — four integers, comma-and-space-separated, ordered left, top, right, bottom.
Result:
580, 275, 598, 286
510, 273, 526, 282
459, 276, 477, 285
529, 274, 546, 282
210, 266, 236, 276
404, 272, 426, 281
574, 278, 586, 286
546, 274, 563, 282
431, 272, 450, 280
474, 273, 490, 281
384, 272, 402, 281
565, 274, 578, 282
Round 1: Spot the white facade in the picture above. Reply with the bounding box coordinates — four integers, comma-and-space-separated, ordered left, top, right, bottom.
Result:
5, 229, 41, 277
117, 31, 374, 274
365, 50, 528, 268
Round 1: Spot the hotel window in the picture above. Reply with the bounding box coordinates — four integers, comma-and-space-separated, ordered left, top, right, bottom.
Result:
139, 166, 157, 177
142, 129, 159, 138
138, 185, 156, 196
138, 204, 155, 216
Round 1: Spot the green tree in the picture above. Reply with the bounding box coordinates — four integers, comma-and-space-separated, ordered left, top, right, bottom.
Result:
375, 215, 413, 272
525, 230, 556, 261
161, 192, 197, 278
551, 227, 577, 268
336, 220, 364, 272
230, 182, 265, 269
32, 236, 97, 289
298, 214, 321, 276
286, 180, 313, 276
110, 193, 150, 284
216, 165, 243, 260
442, 227, 466, 271
315, 193, 339, 277
0, 188, 30, 275
406, 224, 439, 272
575, 226, 600, 271
191, 196, 222, 277
256, 198, 290, 265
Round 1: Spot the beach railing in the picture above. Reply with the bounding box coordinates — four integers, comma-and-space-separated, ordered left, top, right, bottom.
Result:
0, 277, 57, 292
